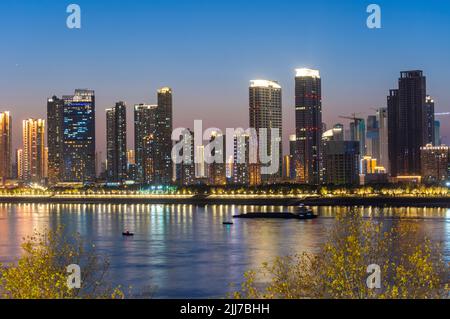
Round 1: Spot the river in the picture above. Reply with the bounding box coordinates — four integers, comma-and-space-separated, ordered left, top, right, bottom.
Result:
0, 203, 448, 298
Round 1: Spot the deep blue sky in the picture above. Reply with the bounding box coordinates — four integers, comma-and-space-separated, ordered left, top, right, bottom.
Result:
1, 0, 449, 154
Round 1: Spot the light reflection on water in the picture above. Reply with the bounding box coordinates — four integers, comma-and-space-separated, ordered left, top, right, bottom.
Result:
0, 203, 448, 298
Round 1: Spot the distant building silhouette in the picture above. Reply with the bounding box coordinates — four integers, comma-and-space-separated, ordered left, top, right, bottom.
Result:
47, 96, 64, 184
388, 71, 428, 177
106, 102, 127, 183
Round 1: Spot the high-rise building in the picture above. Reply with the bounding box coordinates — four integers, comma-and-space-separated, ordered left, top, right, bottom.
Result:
323, 140, 360, 185
16, 149, 23, 180
47, 96, 64, 184
420, 144, 449, 183
126, 149, 136, 180
288, 134, 297, 180
322, 125, 347, 181
377, 107, 389, 173
155, 87, 174, 185
423, 95, 435, 146
207, 131, 227, 185
106, 102, 127, 183
283, 155, 291, 181
178, 129, 196, 186
195, 145, 207, 179
232, 133, 251, 185
43, 147, 48, 179
387, 89, 400, 176
134, 104, 157, 184
366, 115, 380, 160
100, 159, 107, 179
95, 151, 103, 179
0, 111, 12, 183
62, 89, 96, 183
434, 120, 441, 146
388, 71, 427, 177
22, 119, 45, 183
350, 118, 366, 157
294, 68, 322, 185
249, 79, 282, 183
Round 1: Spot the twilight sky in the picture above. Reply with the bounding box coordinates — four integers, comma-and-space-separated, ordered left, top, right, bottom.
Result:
1, 0, 449, 156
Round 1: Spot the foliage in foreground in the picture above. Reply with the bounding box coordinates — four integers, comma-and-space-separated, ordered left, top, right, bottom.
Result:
232, 210, 449, 299
0, 228, 124, 299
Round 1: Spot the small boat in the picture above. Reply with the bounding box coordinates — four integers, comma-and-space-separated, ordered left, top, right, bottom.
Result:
122, 231, 134, 236
223, 221, 234, 225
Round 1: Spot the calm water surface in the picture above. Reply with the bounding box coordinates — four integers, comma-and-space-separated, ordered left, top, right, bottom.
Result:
0, 203, 449, 298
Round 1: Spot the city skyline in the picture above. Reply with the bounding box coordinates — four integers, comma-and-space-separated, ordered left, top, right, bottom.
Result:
0, 67, 449, 185
1, 66, 449, 159
1, 0, 450, 155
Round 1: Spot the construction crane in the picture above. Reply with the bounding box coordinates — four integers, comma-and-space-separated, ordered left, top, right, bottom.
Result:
339, 113, 364, 122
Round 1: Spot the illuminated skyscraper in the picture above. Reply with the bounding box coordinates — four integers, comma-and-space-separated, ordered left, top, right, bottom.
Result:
285, 134, 297, 181
22, 119, 45, 183
207, 131, 227, 185
423, 95, 435, 146
106, 102, 127, 183
0, 111, 12, 183
155, 87, 174, 185
195, 145, 206, 179
47, 96, 64, 184
232, 133, 251, 185
43, 147, 48, 179
62, 89, 96, 183
16, 149, 23, 180
178, 129, 196, 186
134, 104, 157, 184
422, 95, 435, 146
295, 68, 322, 185
249, 79, 282, 183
